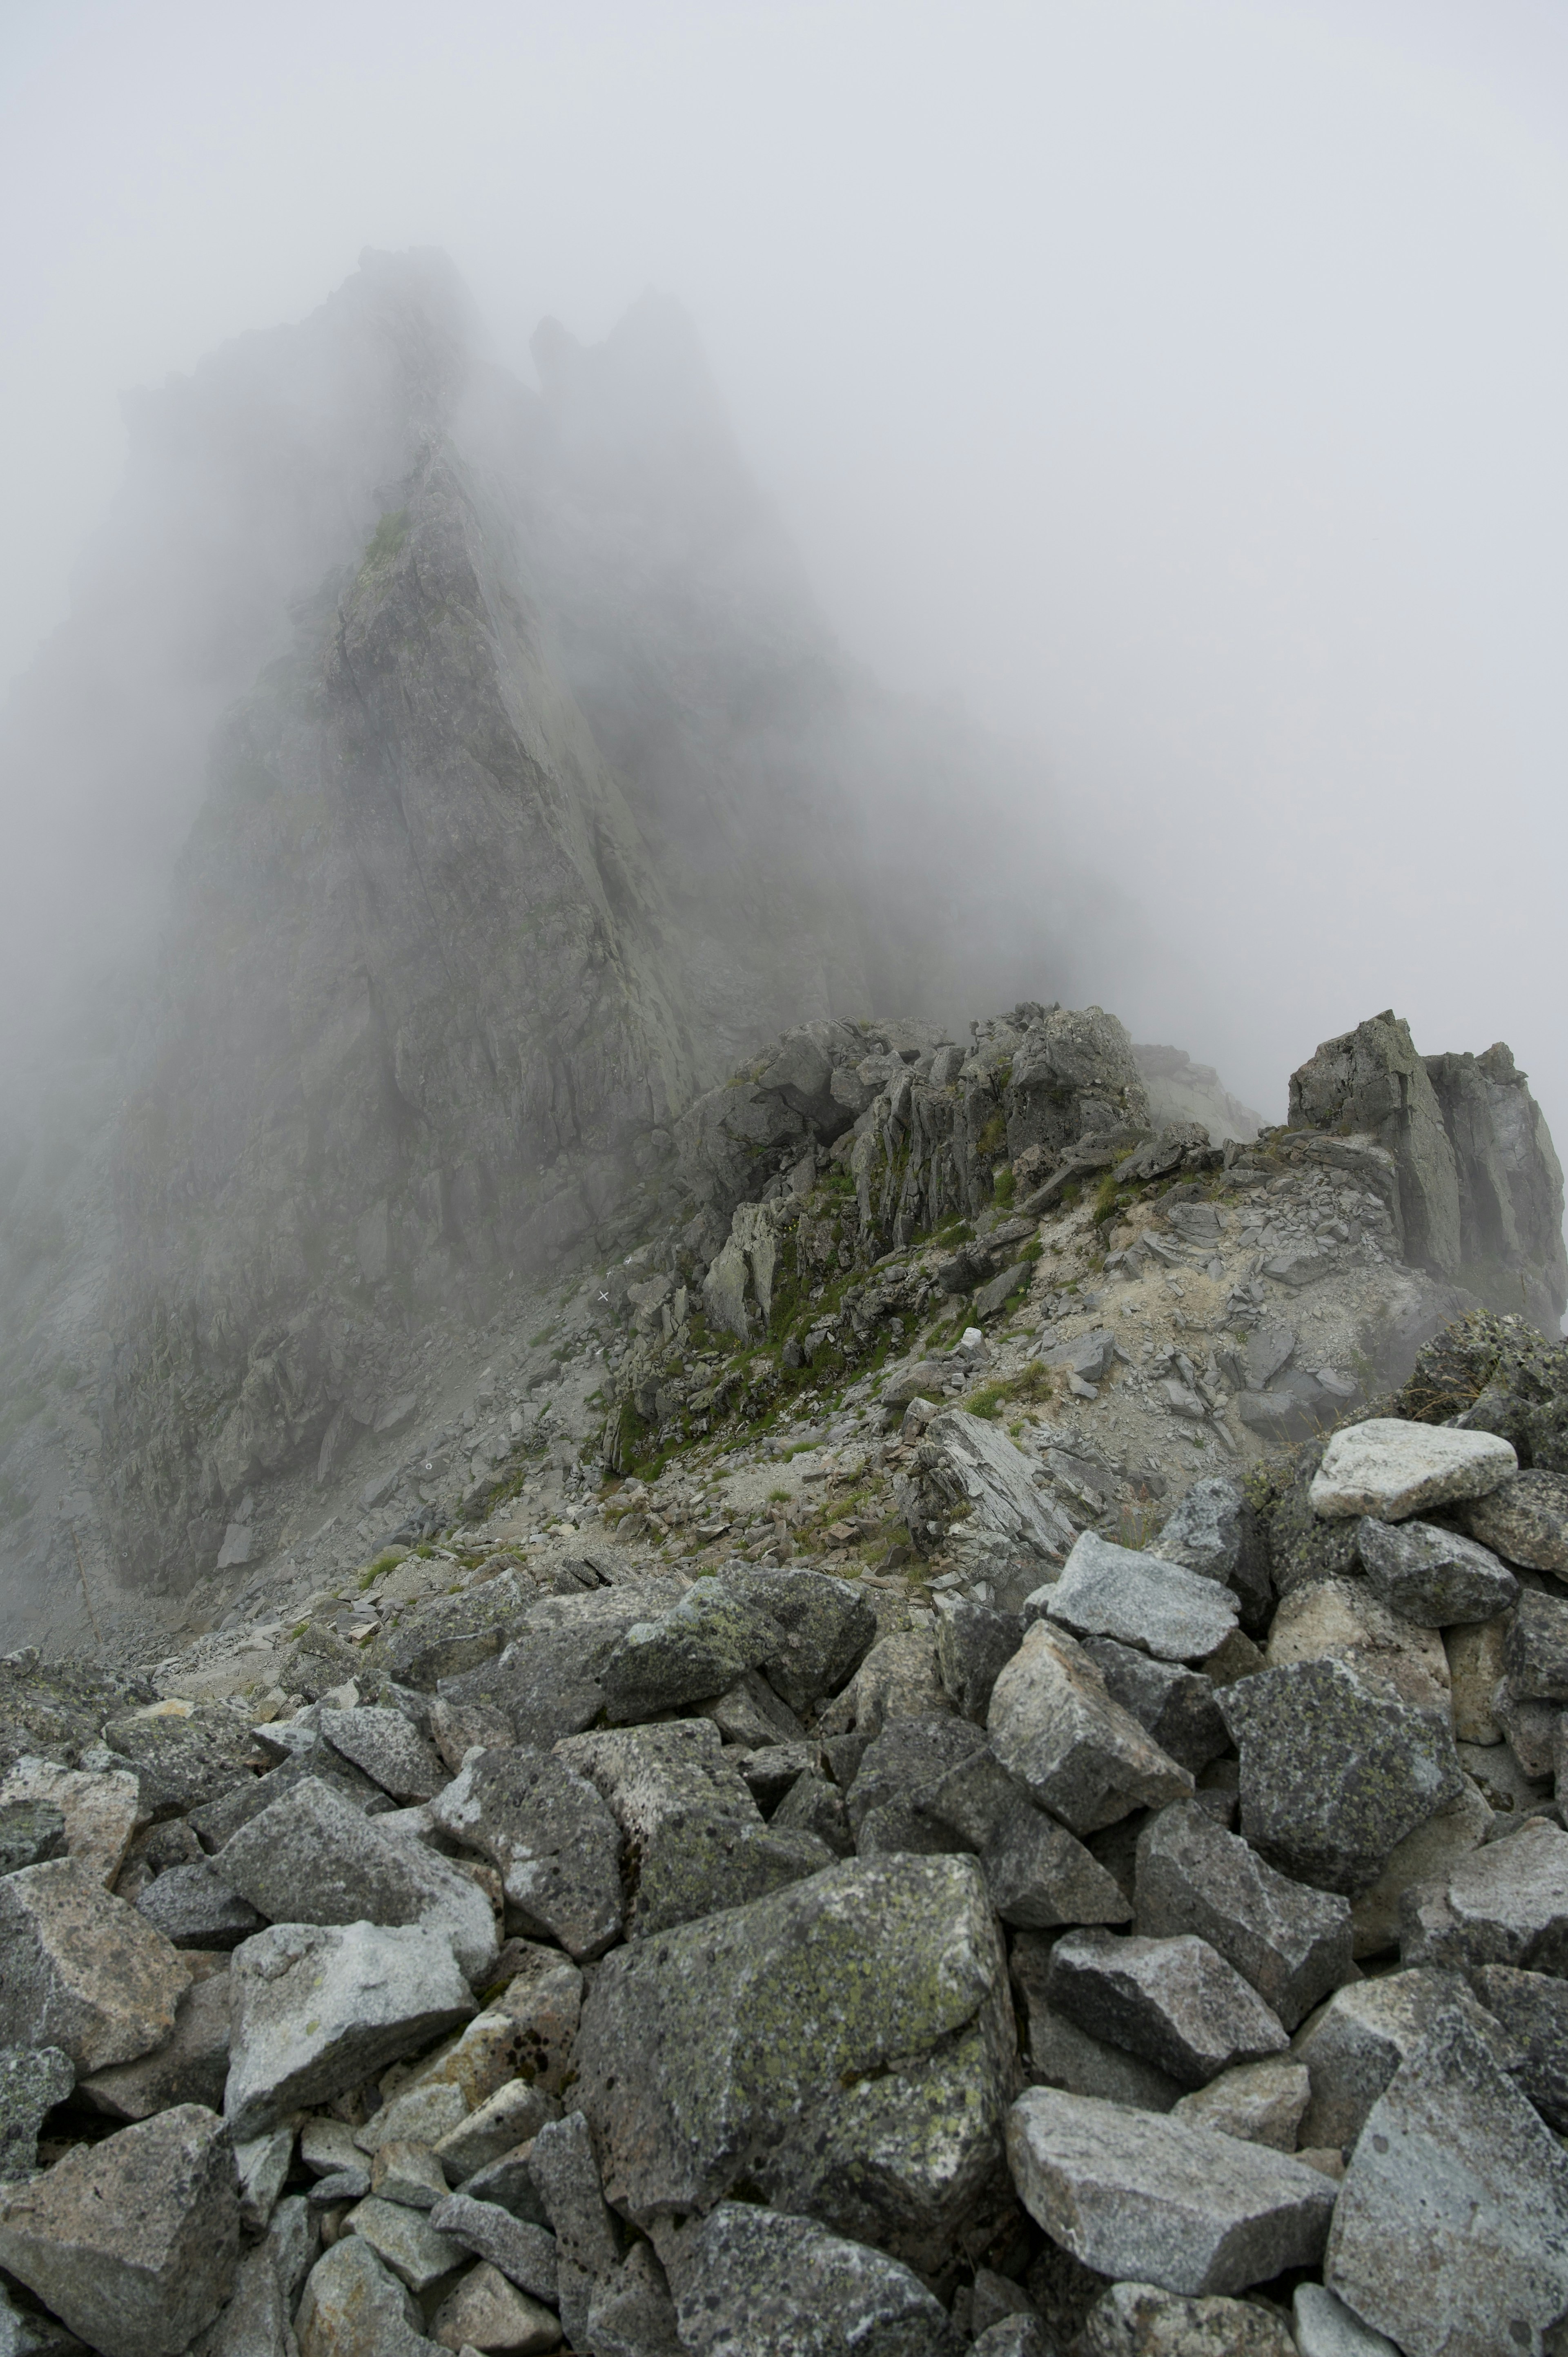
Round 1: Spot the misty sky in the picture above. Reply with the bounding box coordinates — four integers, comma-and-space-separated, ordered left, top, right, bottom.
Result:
3, 0, 1567, 1144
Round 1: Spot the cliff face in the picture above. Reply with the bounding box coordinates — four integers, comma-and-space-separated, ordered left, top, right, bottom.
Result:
1288, 1012, 1566, 1330
1, 252, 1091, 1608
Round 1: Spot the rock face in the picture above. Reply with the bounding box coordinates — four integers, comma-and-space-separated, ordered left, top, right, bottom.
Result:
7, 954, 1568, 2355
5, 244, 1148, 1612
1289, 1012, 1566, 1326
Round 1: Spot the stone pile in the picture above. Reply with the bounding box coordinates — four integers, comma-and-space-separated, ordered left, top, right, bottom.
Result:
0, 1387, 1567, 2354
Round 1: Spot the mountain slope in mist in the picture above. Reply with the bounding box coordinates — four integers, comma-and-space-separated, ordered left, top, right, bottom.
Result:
0, 249, 1107, 1614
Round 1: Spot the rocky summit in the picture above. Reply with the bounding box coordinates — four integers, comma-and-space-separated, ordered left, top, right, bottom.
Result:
3, 254, 1568, 2356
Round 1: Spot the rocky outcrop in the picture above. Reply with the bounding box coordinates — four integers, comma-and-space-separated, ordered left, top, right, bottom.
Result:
1288, 1011, 1566, 1328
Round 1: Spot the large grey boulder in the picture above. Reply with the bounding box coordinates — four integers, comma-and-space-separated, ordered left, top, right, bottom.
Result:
914, 1744, 1132, 1928
574, 1852, 1017, 2272
1046, 1535, 1238, 1663
187, 1741, 394, 1850
662, 2201, 963, 2355
1218, 1659, 1463, 1893
1045, 1929, 1289, 2089
1325, 2015, 1568, 2357
1170, 2056, 1311, 2150
841, 1628, 955, 1737
100, 1704, 263, 1820
848, 1716, 987, 1856
1346, 1776, 1492, 1960
318, 1705, 446, 1802
427, 2261, 561, 2353
295, 2235, 430, 2357
1080, 1641, 1229, 1776
428, 2191, 559, 2301
0, 2104, 238, 2357
0, 1759, 141, 1886
1134, 1801, 1354, 2031
597, 1580, 784, 1720
1399, 1814, 1568, 1972
1355, 1516, 1518, 1626
430, 1746, 625, 1959
135, 1860, 266, 1951
1011, 1936, 1182, 2112
339, 2194, 467, 2292
188, 2237, 294, 2357
737, 1568, 878, 1713
1006, 2087, 1337, 2296
0, 1859, 189, 2072
1503, 1588, 1568, 1699
936, 1597, 1025, 1723
431, 1587, 676, 1751
987, 1623, 1194, 1835
559, 1719, 833, 1935
1147, 1477, 1270, 1634
1264, 1576, 1451, 1717
1293, 1967, 1517, 2152
218, 1774, 498, 1981
1472, 1965, 1568, 2130
1459, 1467, 1568, 1573
1307, 1418, 1515, 1521
1079, 2281, 1298, 2355
224, 1919, 475, 2140
79, 1970, 232, 2120
586, 2242, 685, 2357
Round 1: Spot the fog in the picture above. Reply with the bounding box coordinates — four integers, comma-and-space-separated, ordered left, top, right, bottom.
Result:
4, 0, 1568, 1132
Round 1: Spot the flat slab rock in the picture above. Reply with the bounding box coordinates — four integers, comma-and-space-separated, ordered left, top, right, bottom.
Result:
1308, 1418, 1515, 1522
1045, 1928, 1288, 2089
0, 2102, 239, 2357
1006, 2087, 1337, 2297
1325, 2015, 1568, 2357
223, 1919, 475, 2141
1045, 1533, 1238, 1664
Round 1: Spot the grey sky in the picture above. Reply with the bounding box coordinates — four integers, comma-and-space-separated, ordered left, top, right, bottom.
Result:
3, 0, 1566, 1137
